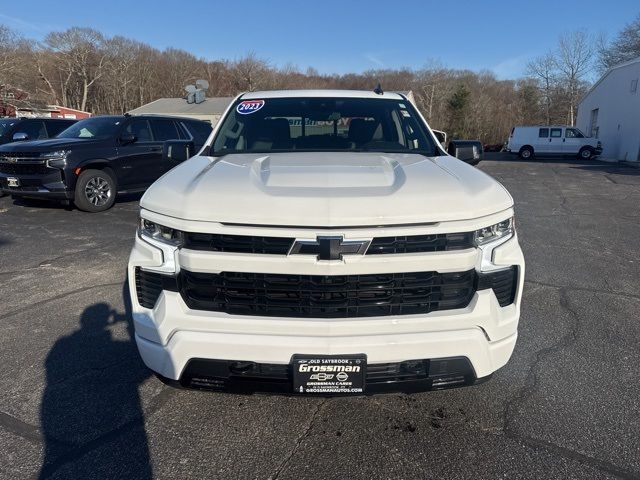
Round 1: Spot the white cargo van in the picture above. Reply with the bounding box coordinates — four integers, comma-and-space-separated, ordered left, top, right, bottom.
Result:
506, 126, 602, 160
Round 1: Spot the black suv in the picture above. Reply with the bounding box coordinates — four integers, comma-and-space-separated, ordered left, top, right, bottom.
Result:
0, 115, 212, 212
0, 117, 77, 145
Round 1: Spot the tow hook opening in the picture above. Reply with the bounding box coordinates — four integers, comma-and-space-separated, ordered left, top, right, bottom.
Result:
229, 361, 255, 374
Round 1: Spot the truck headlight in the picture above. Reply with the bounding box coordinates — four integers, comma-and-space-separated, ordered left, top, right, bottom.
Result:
43, 150, 69, 168
139, 218, 184, 246
474, 217, 514, 245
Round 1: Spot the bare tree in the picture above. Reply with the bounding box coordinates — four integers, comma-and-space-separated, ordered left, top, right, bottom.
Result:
2, 22, 574, 143
231, 53, 271, 91
0, 25, 23, 88
598, 13, 640, 72
555, 30, 593, 126
526, 52, 557, 125
34, 47, 60, 104
44, 27, 108, 111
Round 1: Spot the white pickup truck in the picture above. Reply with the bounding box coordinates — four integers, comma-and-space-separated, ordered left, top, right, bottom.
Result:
128, 89, 525, 395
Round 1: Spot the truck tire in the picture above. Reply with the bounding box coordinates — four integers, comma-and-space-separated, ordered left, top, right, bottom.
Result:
519, 146, 533, 159
578, 147, 594, 160
74, 169, 117, 212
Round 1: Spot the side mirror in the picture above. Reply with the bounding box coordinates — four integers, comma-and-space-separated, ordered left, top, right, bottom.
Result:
447, 140, 483, 166
12, 132, 28, 141
163, 140, 195, 164
432, 130, 447, 147
120, 133, 137, 145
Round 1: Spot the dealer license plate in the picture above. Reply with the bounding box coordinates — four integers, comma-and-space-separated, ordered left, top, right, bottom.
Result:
292, 355, 366, 395
7, 177, 20, 188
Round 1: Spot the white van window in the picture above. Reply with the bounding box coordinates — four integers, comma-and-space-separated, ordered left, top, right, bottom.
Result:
565, 128, 584, 138
550, 128, 562, 138
539, 128, 549, 138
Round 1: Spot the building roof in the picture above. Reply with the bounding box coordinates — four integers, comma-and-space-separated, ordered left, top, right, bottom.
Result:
3, 98, 54, 111
579, 56, 640, 106
128, 97, 234, 116
50, 105, 90, 114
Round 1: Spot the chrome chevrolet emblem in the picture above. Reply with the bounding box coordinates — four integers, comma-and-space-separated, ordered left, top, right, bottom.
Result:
289, 236, 370, 261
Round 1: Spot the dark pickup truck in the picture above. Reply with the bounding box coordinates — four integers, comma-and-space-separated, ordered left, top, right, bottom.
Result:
0, 115, 212, 212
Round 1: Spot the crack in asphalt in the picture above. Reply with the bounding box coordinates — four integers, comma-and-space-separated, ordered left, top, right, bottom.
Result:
37, 417, 147, 479
268, 399, 327, 480
0, 410, 70, 448
502, 287, 639, 479
35, 385, 175, 480
0, 281, 124, 321
0, 239, 131, 277
524, 212, 640, 219
511, 434, 640, 479
525, 279, 640, 302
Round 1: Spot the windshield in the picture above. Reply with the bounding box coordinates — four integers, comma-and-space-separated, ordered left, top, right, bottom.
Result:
0, 119, 18, 137
56, 117, 124, 139
212, 97, 437, 156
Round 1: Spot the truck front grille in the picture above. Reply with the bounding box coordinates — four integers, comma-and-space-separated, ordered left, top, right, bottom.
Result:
182, 232, 475, 255
367, 232, 473, 254
134, 268, 518, 313
178, 269, 477, 318
0, 163, 50, 175
184, 233, 295, 254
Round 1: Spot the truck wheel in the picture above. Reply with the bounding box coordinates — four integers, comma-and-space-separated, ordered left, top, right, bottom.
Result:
578, 147, 593, 160
74, 169, 116, 212
519, 146, 533, 159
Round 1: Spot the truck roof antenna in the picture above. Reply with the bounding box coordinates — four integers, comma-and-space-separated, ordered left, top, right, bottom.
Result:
373, 83, 384, 95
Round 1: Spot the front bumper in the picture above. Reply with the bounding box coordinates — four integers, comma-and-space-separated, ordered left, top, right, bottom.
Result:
133, 287, 519, 387
155, 356, 495, 395
128, 215, 525, 394
0, 169, 73, 199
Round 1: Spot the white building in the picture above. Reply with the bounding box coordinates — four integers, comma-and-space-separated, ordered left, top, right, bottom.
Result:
576, 57, 640, 163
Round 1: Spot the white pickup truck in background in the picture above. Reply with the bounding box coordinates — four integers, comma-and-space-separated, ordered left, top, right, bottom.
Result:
506, 125, 602, 160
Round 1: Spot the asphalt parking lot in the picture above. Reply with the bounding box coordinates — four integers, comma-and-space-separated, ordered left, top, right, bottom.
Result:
1, 154, 639, 480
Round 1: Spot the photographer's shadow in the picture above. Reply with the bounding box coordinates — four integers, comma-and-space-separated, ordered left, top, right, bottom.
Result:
38, 281, 153, 479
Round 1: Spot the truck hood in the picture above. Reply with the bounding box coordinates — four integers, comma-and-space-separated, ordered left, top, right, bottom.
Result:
141, 152, 513, 226
0, 137, 105, 152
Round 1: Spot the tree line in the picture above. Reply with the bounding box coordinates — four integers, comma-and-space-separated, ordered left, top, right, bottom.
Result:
0, 15, 638, 144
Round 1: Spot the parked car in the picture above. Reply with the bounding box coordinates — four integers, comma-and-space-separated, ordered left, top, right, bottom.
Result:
128, 90, 525, 396
0, 117, 76, 145
506, 125, 602, 159
0, 115, 212, 212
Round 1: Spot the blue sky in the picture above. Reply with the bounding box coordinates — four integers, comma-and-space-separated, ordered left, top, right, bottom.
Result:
0, 0, 637, 79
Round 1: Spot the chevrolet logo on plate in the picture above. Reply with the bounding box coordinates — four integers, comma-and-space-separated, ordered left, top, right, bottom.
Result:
289, 236, 370, 261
